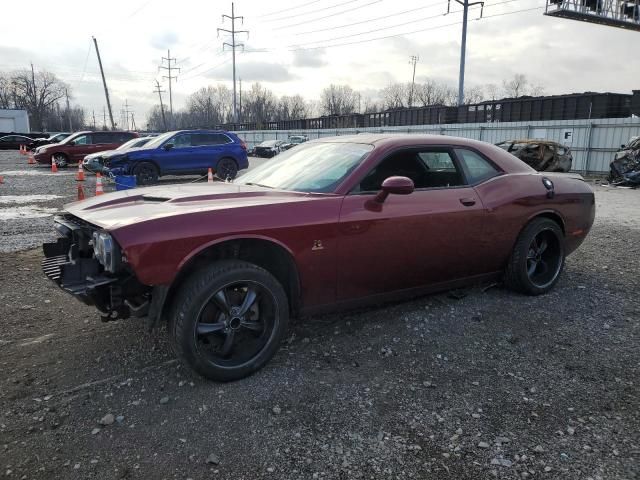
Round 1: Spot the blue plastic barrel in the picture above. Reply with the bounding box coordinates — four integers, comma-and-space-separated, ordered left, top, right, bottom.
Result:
115, 175, 137, 191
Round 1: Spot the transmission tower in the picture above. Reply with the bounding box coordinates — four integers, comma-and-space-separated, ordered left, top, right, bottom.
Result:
159, 50, 180, 119
153, 80, 168, 132
218, 2, 249, 123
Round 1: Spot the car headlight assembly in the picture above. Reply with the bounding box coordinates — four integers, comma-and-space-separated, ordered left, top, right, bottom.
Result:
92, 231, 120, 272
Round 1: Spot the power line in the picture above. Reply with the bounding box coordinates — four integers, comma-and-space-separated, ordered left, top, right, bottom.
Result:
273, 0, 384, 29
257, 0, 322, 18
263, 0, 363, 22
245, 4, 544, 53
278, 2, 448, 35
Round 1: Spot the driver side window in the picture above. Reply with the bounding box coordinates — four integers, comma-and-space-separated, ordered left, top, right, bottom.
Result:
358, 149, 464, 192
172, 134, 192, 148
72, 135, 91, 145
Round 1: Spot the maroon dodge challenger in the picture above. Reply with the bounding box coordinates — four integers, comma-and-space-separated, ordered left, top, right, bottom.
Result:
43, 135, 595, 381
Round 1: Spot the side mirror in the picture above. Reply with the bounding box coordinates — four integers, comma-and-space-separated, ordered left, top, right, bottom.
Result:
621, 144, 626, 149
163, 143, 174, 150
374, 176, 415, 203
67, 141, 75, 146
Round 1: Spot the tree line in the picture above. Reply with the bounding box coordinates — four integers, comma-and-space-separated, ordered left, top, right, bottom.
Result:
147, 73, 544, 130
0, 68, 85, 132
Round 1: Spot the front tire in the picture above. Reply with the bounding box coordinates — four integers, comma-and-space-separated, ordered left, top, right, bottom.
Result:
133, 161, 159, 185
52, 153, 69, 168
170, 260, 289, 382
505, 218, 565, 295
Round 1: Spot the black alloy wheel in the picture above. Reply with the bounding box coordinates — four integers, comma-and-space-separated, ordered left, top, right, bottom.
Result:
216, 158, 239, 180
505, 217, 565, 295
171, 260, 289, 381
133, 162, 159, 185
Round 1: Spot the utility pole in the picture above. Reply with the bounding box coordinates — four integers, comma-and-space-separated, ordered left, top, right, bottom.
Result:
450, 0, 484, 106
218, 3, 249, 123
153, 80, 168, 132
239, 78, 242, 123
408, 55, 419, 108
65, 89, 72, 131
159, 49, 179, 127
130, 112, 136, 131
103, 107, 107, 130
92, 110, 96, 129
92, 37, 116, 129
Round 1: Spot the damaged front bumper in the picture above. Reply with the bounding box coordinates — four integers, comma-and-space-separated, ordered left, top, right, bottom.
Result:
42, 215, 150, 321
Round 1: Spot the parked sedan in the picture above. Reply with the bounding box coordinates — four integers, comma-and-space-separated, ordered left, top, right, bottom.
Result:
281, 135, 308, 151
30, 132, 72, 150
83, 136, 154, 174
253, 140, 285, 157
43, 134, 594, 382
0, 134, 36, 150
106, 130, 248, 184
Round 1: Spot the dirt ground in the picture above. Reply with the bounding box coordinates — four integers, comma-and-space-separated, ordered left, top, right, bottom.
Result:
0, 150, 638, 479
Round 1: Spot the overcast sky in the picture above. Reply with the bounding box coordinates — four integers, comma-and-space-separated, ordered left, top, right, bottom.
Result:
1, 0, 637, 127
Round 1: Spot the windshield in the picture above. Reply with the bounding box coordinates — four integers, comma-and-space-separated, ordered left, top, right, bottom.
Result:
59, 132, 87, 145
258, 140, 279, 147
236, 142, 373, 193
116, 137, 150, 151
139, 131, 175, 149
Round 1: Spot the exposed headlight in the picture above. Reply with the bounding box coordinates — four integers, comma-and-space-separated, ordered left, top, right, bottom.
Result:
37, 146, 47, 154
92, 231, 120, 272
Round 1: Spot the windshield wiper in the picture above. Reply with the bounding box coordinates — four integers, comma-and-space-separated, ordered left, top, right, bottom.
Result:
243, 182, 274, 189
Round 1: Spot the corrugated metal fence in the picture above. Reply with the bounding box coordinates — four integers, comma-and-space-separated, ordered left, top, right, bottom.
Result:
234, 117, 640, 174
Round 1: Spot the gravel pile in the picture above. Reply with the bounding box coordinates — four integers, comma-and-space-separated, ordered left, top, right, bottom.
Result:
0, 150, 638, 479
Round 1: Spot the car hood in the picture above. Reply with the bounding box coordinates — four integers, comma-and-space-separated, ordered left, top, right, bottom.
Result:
64, 182, 328, 230
85, 150, 117, 161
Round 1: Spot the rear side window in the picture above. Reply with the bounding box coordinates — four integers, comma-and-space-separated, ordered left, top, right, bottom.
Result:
73, 134, 92, 145
193, 133, 232, 146
93, 133, 114, 144
455, 149, 500, 184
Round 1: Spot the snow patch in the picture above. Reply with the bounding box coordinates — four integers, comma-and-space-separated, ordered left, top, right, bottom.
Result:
0, 195, 62, 204
0, 206, 58, 220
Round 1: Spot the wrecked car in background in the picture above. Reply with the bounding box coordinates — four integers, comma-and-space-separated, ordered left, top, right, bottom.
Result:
608, 136, 640, 187
496, 140, 573, 172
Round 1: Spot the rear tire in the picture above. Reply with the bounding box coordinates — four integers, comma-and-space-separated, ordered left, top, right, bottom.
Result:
505, 218, 565, 295
170, 260, 289, 382
133, 161, 159, 185
216, 158, 239, 180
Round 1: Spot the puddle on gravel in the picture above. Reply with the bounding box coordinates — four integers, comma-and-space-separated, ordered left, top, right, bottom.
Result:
0, 195, 62, 204
0, 206, 58, 220
0, 170, 75, 176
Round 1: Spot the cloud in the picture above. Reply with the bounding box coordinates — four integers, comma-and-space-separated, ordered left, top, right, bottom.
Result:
203, 61, 295, 83
150, 31, 179, 50
292, 48, 327, 68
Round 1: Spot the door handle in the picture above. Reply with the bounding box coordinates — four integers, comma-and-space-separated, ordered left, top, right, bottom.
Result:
459, 198, 476, 207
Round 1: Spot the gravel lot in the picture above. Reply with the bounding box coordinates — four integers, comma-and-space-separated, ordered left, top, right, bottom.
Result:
0, 150, 638, 479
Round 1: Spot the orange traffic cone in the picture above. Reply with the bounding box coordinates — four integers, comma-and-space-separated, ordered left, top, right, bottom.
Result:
95, 173, 104, 196
0, 175, 4, 184
27, 153, 35, 165
19, 145, 25, 155
207, 168, 214, 183
76, 162, 85, 181
77, 183, 85, 200
51, 156, 58, 173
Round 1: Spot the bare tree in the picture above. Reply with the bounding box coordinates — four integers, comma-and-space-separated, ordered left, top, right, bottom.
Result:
414, 80, 456, 106
242, 83, 278, 124
0, 74, 14, 109
381, 83, 410, 109
320, 84, 358, 116
186, 84, 233, 127
277, 95, 310, 120
502, 74, 528, 98
484, 83, 501, 101
11, 69, 67, 130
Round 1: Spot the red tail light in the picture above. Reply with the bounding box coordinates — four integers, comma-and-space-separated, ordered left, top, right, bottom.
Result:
240, 140, 247, 150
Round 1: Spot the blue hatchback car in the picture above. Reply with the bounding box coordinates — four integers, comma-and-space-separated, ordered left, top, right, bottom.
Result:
106, 130, 248, 184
